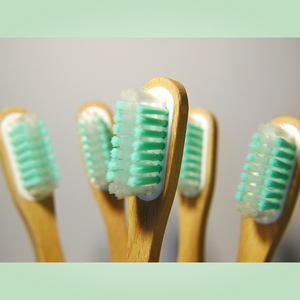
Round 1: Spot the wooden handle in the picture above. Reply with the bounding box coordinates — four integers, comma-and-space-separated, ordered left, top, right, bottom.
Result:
0, 107, 64, 262
126, 77, 189, 262
177, 108, 218, 262
77, 101, 127, 262
237, 116, 300, 262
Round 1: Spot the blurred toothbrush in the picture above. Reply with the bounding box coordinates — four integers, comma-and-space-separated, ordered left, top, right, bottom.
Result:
177, 108, 217, 262
0, 107, 64, 262
236, 116, 300, 262
107, 77, 189, 262
77, 101, 127, 262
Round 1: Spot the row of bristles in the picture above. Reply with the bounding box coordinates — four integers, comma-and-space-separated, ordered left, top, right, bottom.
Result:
0, 76, 300, 262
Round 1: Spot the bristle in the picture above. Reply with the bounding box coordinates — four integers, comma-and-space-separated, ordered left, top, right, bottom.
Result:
78, 107, 112, 190
107, 88, 170, 200
6, 114, 59, 199
236, 122, 299, 224
178, 114, 208, 197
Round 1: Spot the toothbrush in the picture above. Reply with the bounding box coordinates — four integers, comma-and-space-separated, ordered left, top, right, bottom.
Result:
0, 107, 64, 262
77, 101, 127, 262
236, 116, 300, 262
107, 77, 189, 262
177, 108, 218, 262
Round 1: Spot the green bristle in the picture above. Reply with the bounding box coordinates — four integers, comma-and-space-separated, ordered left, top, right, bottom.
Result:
251, 133, 260, 142
130, 163, 162, 175
133, 127, 167, 139
132, 140, 165, 151
179, 172, 200, 180
241, 173, 249, 181
266, 168, 288, 180
275, 137, 296, 150
181, 164, 200, 174
135, 115, 168, 127
187, 131, 203, 140
8, 124, 25, 137
127, 176, 161, 187
137, 105, 169, 116
106, 171, 115, 182
130, 151, 163, 162
238, 183, 246, 192
264, 179, 286, 190
116, 101, 124, 112
187, 123, 203, 132
184, 146, 200, 156
235, 192, 244, 201
271, 148, 295, 160
182, 155, 201, 165
261, 190, 283, 200
249, 142, 259, 151
113, 124, 121, 135
246, 153, 255, 162
184, 137, 202, 148
259, 200, 280, 211
243, 163, 252, 171
113, 112, 123, 123
108, 161, 118, 171
111, 136, 120, 147
269, 157, 292, 170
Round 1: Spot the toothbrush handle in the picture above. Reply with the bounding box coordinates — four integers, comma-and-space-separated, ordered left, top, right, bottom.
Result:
126, 195, 170, 262
16, 195, 64, 262
92, 189, 127, 262
177, 192, 211, 262
237, 218, 281, 262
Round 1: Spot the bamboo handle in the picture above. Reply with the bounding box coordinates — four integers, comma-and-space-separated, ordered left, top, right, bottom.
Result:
0, 107, 64, 262
237, 116, 300, 262
177, 108, 218, 262
126, 77, 189, 262
16, 195, 65, 262
177, 192, 210, 262
77, 101, 127, 262
91, 189, 127, 262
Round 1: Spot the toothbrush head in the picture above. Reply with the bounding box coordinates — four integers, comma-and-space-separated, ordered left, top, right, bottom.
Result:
178, 112, 209, 197
0, 108, 59, 201
107, 87, 172, 201
236, 119, 300, 224
77, 102, 113, 190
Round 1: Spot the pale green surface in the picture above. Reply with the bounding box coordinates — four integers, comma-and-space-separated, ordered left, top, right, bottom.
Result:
0, 1, 300, 36
0, 263, 299, 299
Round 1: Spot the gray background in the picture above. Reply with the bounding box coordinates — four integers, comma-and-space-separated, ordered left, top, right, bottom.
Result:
0, 38, 299, 262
